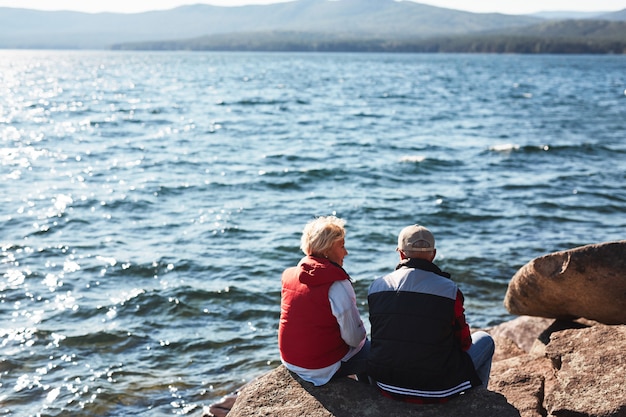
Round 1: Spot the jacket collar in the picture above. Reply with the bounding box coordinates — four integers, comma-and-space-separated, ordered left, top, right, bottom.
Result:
396, 257, 451, 279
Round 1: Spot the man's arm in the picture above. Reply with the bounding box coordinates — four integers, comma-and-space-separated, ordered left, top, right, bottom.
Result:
453, 289, 472, 351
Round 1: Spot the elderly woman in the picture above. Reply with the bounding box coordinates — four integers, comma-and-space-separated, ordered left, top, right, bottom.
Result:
278, 215, 370, 385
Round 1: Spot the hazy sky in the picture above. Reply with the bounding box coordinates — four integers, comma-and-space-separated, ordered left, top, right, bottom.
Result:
0, 0, 623, 15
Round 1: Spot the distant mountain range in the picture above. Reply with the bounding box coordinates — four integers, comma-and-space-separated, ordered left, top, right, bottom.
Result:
0, 0, 625, 53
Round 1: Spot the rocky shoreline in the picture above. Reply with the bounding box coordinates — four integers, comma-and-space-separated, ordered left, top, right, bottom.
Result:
203, 241, 626, 417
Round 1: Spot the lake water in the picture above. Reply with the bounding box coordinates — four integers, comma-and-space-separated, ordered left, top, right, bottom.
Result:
1, 50, 625, 416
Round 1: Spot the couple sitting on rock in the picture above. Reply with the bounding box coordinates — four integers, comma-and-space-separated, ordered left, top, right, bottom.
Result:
279, 216, 495, 403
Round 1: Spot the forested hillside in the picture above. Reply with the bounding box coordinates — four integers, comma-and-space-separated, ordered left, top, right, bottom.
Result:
112, 21, 626, 54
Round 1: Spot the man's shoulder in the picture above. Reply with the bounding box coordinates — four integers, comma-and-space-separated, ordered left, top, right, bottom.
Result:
369, 267, 458, 299
368, 272, 397, 294
368, 268, 412, 294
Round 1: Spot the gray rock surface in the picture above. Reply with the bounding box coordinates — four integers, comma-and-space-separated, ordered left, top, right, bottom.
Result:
488, 318, 626, 417
544, 325, 626, 417
504, 241, 626, 324
225, 365, 520, 417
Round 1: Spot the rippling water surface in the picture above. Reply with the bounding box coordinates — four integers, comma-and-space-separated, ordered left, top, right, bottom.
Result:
1, 51, 625, 416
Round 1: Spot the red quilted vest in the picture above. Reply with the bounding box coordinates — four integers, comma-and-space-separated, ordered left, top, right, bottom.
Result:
278, 256, 350, 369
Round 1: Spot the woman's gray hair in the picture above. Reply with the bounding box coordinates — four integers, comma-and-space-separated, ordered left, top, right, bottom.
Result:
300, 216, 346, 257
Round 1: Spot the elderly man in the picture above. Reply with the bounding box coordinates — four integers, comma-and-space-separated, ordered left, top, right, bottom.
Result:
367, 224, 494, 403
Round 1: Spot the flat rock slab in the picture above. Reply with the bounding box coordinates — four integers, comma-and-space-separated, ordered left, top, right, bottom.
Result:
226, 365, 520, 417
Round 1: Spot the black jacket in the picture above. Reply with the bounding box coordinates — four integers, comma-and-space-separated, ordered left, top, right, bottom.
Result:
367, 258, 481, 399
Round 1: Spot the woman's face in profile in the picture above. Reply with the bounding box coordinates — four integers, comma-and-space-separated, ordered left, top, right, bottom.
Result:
326, 238, 348, 266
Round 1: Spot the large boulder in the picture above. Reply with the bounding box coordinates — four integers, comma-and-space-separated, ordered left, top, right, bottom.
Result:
504, 241, 626, 325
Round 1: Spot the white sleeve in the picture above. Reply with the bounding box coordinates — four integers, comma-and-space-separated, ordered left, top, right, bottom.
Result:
328, 280, 366, 348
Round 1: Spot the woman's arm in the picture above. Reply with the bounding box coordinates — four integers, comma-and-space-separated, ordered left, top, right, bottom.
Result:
329, 280, 366, 348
